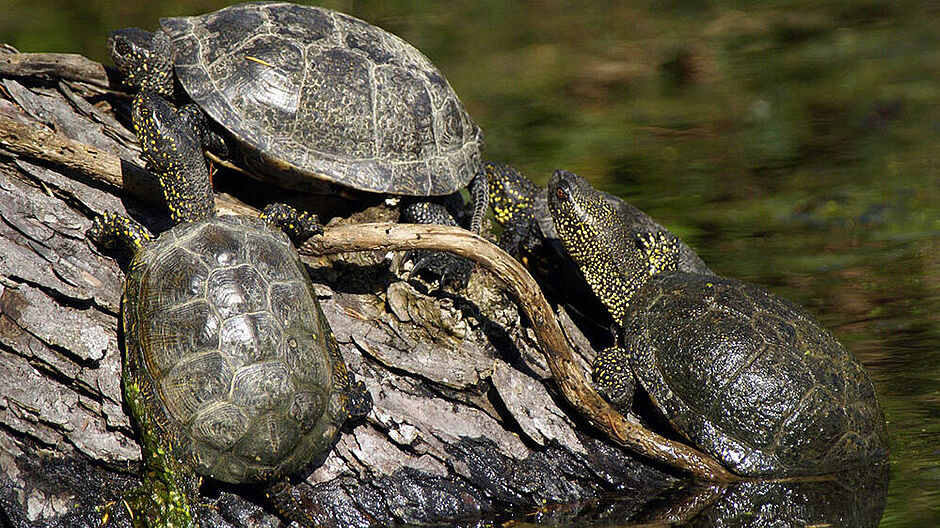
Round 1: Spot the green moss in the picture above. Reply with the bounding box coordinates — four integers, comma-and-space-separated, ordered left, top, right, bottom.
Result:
121, 377, 198, 528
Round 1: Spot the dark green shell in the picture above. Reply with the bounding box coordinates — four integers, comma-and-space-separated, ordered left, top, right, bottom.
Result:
626, 272, 888, 477
161, 2, 482, 195
122, 214, 351, 484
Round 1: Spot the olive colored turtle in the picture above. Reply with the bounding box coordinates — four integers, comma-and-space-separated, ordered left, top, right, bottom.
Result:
109, 1, 487, 281
87, 92, 370, 527
547, 169, 887, 477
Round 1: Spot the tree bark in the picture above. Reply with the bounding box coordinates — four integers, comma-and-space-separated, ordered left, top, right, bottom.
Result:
0, 49, 888, 528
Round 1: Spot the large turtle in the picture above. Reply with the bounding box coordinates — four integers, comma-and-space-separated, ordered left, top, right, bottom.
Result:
109, 1, 487, 280
87, 91, 370, 527
546, 169, 888, 477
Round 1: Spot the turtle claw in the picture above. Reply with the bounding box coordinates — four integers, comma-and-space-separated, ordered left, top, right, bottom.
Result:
346, 380, 372, 420
402, 250, 473, 289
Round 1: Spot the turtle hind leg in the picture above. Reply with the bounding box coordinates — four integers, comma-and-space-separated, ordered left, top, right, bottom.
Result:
399, 199, 474, 288
467, 169, 490, 234
260, 203, 323, 246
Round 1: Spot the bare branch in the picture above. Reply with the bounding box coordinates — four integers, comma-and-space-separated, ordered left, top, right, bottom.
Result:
304, 223, 736, 481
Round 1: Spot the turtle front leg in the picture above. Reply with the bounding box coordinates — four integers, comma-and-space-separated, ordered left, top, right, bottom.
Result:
260, 203, 323, 246
637, 232, 681, 276
592, 346, 637, 413
86, 212, 153, 257
483, 162, 542, 256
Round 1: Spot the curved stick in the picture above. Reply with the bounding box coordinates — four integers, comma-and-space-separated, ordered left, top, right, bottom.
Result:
304, 223, 737, 482
0, 72, 734, 481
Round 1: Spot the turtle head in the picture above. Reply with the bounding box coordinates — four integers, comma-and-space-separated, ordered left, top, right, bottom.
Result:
133, 93, 214, 224
109, 28, 174, 96
548, 169, 656, 323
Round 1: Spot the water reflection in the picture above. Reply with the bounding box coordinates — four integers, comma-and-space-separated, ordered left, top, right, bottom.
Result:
514, 463, 889, 527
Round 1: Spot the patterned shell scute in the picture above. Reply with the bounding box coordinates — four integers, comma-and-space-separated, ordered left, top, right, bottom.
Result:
161, 2, 483, 196
123, 215, 347, 484
626, 272, 888, 477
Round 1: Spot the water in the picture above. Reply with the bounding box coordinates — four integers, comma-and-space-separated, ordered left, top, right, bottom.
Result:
4, 0, 938, 525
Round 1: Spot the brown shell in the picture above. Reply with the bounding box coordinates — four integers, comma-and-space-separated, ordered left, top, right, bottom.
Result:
122, 215, 351, 484
161, 2, 483, 195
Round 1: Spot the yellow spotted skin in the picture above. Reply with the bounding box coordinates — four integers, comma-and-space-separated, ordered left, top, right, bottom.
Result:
486, 162, 535, 226
547, 170, 678, 325
483, 162, 544, 256
259, 202, 323, 244
133, 93, 214, 225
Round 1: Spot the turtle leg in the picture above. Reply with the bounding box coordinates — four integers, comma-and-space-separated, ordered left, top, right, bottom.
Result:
636, 231, 681, 276
86, 212, 153, 255
260, 203, 323, 246
399, 199, 473, 288
483, 162, 543, 256
467, 169, 490, 235
133, 92, 215, 225
592, 346, 637, 413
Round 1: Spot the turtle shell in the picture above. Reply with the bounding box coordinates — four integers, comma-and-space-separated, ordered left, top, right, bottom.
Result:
624, 272, 888, 477
161, 2, 483, 195
122, 214, 352, 484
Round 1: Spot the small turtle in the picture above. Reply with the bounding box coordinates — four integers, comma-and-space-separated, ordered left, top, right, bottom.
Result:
87, 92, 370, 527
547, 169, 887, 477
109, 1, 487, 282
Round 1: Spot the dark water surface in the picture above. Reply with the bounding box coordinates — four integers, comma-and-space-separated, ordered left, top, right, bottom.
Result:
5, 0, 938, 525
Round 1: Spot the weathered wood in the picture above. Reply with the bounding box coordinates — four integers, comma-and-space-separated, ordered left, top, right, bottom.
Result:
0, 52, 112, 89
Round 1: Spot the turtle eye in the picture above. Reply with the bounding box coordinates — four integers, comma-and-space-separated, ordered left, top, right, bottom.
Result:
554, 186, 567, 200
115, 39, 131, 57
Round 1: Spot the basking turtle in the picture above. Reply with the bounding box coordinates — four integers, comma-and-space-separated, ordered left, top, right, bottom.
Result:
484, 162, 710, 273
484, 162, 711, 331
109, 1, 487, 281
547, 169, 887, 477
87, 92, 371, 527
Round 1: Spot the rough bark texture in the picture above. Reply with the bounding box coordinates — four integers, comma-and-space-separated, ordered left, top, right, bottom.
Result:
0, 49, 890, 528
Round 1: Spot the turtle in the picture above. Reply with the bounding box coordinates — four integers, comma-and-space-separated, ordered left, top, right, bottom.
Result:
483, 162, 712, 332
108, 1, 487, 283
87, 91, 371, 527
546, 169, 888, 477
